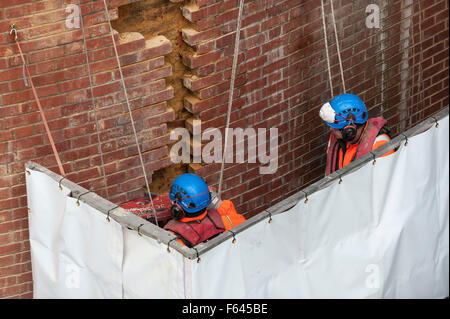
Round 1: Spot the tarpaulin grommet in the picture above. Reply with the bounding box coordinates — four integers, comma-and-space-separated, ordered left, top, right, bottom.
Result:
137, 223, 144, 236
76, 191, 91, 206
401, 134, 409, 146
228, 230, 237, 244
26, 170, 31, 175
338, 175, 343, 184
370, 152, 376, 165
432, 116, 439, 128
302, 191, 308, 204
106, 205, 120, 223
193, 248, 201, 263
167, 238, 177, 253
266, 210, 272, 223
58, 177, 66, 191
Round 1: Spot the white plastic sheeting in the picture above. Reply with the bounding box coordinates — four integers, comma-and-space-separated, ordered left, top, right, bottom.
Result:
26, 115, 449, 298
26, 171, 185, 299
26, 172, 123, 298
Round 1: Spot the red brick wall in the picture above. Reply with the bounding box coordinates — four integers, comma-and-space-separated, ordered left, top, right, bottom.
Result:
0, 0, 448, 298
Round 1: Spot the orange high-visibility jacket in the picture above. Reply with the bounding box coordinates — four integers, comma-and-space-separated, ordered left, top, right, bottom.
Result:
326, 117, 395, 175
217, 200, 246, 231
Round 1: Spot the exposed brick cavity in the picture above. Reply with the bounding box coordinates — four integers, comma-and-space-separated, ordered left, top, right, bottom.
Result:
111, 0, 197, 190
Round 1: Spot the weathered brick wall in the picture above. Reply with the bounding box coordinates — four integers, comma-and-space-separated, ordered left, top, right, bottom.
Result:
0, 0, 448, 298
0, 0, 178, 297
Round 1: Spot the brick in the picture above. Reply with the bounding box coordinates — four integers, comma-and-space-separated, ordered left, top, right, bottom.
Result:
5, 6, 24, 19
195, 40, 215, 55
216, 8, 239, 25
196, 63, 216, 77
93, 72, 113, 86
182, 3, 204, 22
90, 58, 117, 74
84, 8, 118, 27
120, 36, 172, 66
141, 86, 174, 106
239, 56, 267, 73
32, 71, 66, 87
117, 102, 167, 125
0, 66, 25, 82
116, 32, 146, 55
182, 51, 222, 69
26, 21, 65, 40
0, 0, 32, 8
122, 64, 172, 88
2, 90, 34, 105
121, 57, 165, 77
24, 0, 62, 15
183, 73, 222, 91
141, 36, 173, 59
184, 94, 221, 114
58, 77, 90, 93
91, 81, 121, 98
182, 27, 221, 46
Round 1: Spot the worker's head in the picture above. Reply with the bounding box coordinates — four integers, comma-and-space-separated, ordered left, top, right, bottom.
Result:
319, 93, 368, 142
169, 173, 211, 220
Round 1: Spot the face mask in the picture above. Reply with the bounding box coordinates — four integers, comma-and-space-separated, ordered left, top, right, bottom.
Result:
341, 124, 357, 142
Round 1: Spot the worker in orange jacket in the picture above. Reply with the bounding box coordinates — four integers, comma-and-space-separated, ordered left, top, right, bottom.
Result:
164, 173, 246, 247
319, 93, 395, 176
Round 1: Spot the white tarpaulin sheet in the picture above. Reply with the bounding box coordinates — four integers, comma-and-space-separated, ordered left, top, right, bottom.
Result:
188, 115, 449, 298
26, 172, 124, 298
26, 115, 449, 298
26, 171, 185, 299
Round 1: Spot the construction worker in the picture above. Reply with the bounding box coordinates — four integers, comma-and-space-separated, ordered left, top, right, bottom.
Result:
319, 93, 395, 176
164, 173, 245, 247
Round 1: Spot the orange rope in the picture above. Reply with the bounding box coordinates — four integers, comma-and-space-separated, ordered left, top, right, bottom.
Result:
12, 27, 66, 176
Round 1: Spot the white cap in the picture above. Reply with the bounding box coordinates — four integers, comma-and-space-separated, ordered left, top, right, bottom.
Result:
319, 102, 336, 124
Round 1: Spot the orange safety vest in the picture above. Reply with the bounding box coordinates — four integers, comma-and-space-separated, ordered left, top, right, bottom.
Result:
326, 117, 395, 175
217, 200, 246, 231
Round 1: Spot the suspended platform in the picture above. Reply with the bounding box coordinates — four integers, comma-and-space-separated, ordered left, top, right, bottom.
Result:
25, 108, 449, 298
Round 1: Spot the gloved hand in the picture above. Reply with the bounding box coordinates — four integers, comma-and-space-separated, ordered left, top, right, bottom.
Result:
208, 191, 222, 210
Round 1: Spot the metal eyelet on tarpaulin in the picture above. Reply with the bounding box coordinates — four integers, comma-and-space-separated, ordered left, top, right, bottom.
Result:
106, 206, 120, 223
76, 191, 92, 207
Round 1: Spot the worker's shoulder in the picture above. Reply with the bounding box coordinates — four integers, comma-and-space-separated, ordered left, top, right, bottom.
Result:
377, 124, 391, 138
218, 200, 246, 219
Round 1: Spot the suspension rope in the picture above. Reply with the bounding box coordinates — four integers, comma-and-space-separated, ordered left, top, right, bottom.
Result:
77, 0, 110, 200
320, 0, 334, 98
320, 0, 346, 97
101, 0, 159, 226
416, 0, 425, 120
218, 0, 245, 196
10, 25, 65, 177
329, 0, 346, 93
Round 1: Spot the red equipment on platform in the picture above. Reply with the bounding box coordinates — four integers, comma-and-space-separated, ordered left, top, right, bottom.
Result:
120, 187, 217, 227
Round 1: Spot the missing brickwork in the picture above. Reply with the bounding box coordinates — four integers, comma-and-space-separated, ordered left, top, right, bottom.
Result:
112, 0, 196, 192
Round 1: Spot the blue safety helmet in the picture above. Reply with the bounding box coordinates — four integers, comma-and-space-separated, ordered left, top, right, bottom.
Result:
320, 93, 368, 129
169, 173, 211, 215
